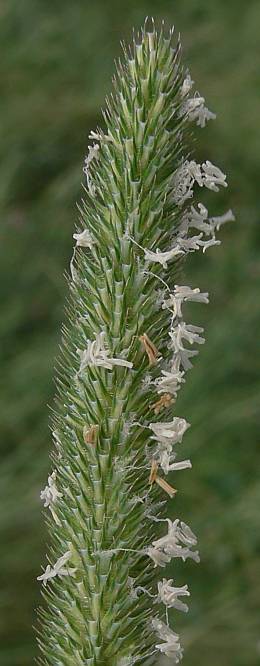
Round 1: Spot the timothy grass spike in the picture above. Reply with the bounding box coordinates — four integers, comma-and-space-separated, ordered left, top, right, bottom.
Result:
36, 20, 233, 666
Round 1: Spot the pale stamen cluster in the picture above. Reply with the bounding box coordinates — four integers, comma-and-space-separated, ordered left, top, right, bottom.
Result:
40, 471, 62, 508
152, 617, 183, 661
180, 72, 216, 128
38, 50, 234, 665
128, 170, 233, 270
78, 331, 133, 371
40, 471, 62, 525
83, 142, 100, 196
37, 551, 76, 587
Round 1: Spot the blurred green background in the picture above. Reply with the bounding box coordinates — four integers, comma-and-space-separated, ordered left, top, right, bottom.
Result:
1, 1, 259, 664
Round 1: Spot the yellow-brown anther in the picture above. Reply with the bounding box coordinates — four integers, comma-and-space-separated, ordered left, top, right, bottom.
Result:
149, 459, 177, 498
83, 424, 99, 445
149, 459, 158, 484
155, 476, 177, 498
139, 333, 160, 366
151, 393, 173, 414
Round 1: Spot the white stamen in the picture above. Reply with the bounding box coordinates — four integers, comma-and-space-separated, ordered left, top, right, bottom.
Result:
173, 348, 199, 371
149, 418, 190, 446
179, 203, 210, 235
152, 618, 183, 662
172, 160, 203, 206
89, 130, 103, 141
157, 578, 190, 612
173, 159, 227, 207
201, 237, 221, 252
181, 94, 216, 128
127, 234, 184, 269
202, 160, 227, 191
196, 105, 216, 128
188, 160, 205, 186
210, 208, 235, 230
151, 518, 200, 564
169, 322, 205, 352
78, 332, 133, 371
73, 228, 96, 249
37, 551, 76, 586
153, 367, 185, 396
146, 546, 172, 568
177, 234, 203, 251
40, 471, 62, 508
144, 245, 185, 269
155, 441, 192, 474
166, 459, 192, 472
162, 285, 209, 319
180, 73, 194, 97
83, 143, 100, 195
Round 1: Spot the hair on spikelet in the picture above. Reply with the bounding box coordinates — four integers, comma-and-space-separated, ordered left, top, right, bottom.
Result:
36, 20, 233, 665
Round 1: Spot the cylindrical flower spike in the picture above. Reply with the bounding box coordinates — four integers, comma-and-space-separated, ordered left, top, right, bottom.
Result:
37, 19, 233, 665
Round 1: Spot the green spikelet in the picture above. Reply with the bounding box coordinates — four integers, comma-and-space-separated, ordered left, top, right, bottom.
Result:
36, 19, 233, 665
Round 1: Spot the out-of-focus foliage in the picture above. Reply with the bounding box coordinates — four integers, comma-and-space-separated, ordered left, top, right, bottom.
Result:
0, 1, 259, 665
